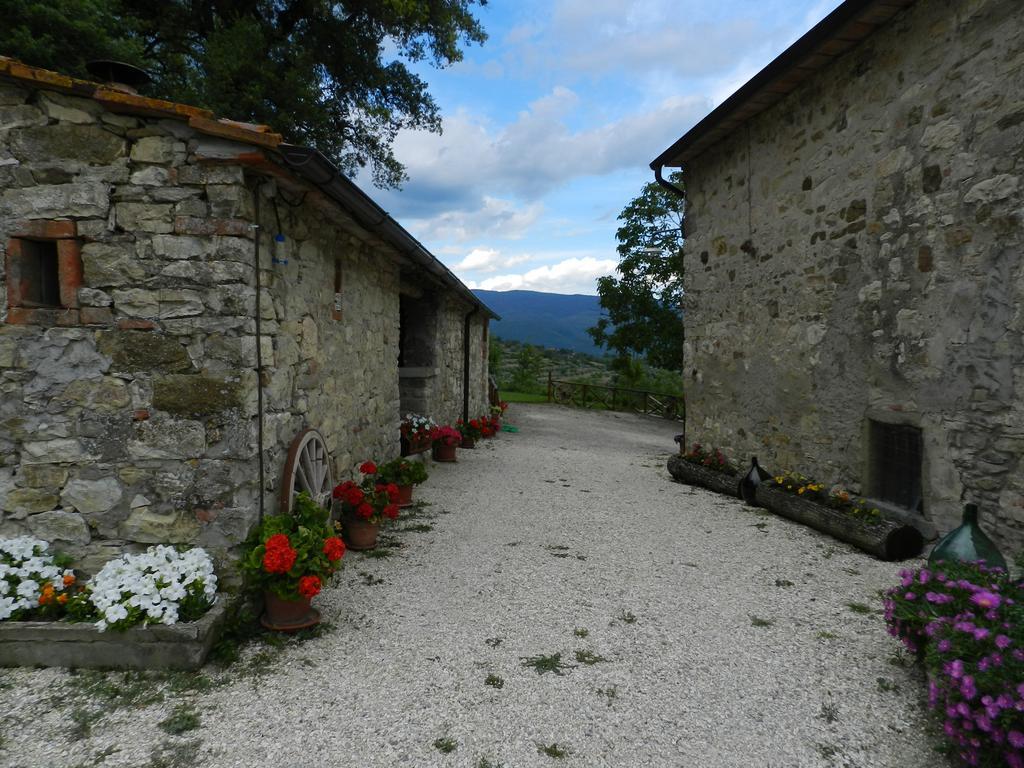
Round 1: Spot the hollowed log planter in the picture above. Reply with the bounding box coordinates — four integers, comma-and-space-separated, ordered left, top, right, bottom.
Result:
755, 485, 924, 561
667, 455, 740, 498
401, 434, 431, 457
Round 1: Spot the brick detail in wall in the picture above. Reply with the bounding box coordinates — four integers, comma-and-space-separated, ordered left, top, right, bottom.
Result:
4, 219, 90, 327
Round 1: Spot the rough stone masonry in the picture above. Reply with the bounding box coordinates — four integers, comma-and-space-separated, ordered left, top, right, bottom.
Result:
0, 68, 490, 571
676, 0, 1024, 549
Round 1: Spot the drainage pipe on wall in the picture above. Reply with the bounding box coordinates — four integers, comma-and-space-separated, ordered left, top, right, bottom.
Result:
253, 186, 266, 523
653, 164, 687, 450
462, 307, 479, 423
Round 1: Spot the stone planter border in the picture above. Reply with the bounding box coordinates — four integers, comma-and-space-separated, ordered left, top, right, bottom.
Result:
667, 455, 741, 498
0, 593, 230, 671
755, 485, 924, 561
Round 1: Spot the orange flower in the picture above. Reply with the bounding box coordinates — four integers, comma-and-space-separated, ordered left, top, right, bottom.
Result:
63, 574, 76, 587
57, 594, 68, 605
38, 584, 55, 605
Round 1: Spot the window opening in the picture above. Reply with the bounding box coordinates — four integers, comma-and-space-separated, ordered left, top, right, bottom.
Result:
18, 240, 61, 308
869, 420, 923, 512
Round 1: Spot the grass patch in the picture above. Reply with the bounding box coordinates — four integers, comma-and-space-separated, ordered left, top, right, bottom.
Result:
485, 637, 503, 648
573, 628, 589, 638
750, 615, 775, 628
846, 602, 874, 615
359, 571, 385, 586
876, 677, 900, 693
501, 390, 548, 403
816, 630, 839, 640
521, 652, 572, 676
537, 743, 570, 759
158, 705, 200, 735
399, 523, 433, 533
818, 702, 839, 724
596, 685, 618, 706
477, 758, 504, 768
362, 547, 394, 559
617, 611, 637, 625
145, 739, 201, 768
433, 737, 457, 754
574, 649, 607, 665
774, 579, 795, 588
485, 674, 504, 689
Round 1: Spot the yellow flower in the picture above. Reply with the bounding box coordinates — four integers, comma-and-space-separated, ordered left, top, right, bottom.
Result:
797, 487, 805, 494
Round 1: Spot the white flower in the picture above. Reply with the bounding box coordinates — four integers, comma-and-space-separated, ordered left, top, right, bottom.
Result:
88, 546, 217, 632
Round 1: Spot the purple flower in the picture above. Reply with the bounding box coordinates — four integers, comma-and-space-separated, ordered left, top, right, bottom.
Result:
971, 591, 1001, 610
937, 639, 952, 653
996, 634, 1012, 650
919, 569, 932, 584
947, 659, 965, 679
1010, 731, 1024, 749
973, 627, 991, 641
905, 591, 917, 600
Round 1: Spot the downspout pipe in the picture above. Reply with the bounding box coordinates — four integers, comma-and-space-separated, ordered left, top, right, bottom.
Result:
652, 164, 688, 450
462, 307, 479, 423
253, 186, 266, 523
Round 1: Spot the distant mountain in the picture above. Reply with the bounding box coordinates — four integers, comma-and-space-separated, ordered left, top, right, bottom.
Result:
472, 289, 607, 356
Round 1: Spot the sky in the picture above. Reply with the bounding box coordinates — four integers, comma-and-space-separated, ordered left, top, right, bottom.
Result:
366, 0, 845, 296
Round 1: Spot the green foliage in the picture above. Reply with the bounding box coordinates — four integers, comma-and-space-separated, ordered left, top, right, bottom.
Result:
240, 493, 340, 601
433, 737, 457, 754
589, 171, 685, 370
0, 0, 487, 188
158, 705, 200, 735
520, 652, 572, 676
510, 343, 545, 393
375, 458, 428, 487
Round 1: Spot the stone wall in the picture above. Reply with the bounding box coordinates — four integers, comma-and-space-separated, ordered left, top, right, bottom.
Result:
255, 183, 402, 502
680, 0, 1024, 549
0, 78, 488, 566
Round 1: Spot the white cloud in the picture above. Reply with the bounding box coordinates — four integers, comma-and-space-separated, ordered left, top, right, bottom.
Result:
455, 247, 534, 273
407, 196, 544, 243
464, 255, 618, 295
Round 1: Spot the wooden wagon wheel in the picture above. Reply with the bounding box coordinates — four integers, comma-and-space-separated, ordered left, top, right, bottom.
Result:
279, 428, 334, 514
553, 382, 574, 405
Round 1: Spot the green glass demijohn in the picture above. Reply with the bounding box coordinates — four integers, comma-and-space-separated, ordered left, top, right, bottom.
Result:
928, 503, 1007, 570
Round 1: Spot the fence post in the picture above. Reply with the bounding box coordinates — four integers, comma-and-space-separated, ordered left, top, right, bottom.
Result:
581, 383, 588, 408
643, 391, 649, 416
547, 371, 553, 402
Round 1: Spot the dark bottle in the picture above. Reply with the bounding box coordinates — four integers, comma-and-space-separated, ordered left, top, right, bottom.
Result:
739, 456, 771, 506
928, 503, 1008, 570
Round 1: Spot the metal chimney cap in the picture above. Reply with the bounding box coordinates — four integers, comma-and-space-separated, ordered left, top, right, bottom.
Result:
86, 60, 152, 94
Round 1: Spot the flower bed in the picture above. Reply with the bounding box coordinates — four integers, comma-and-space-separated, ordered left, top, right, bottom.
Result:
884, 561, 1023, 767
666, 454, 740, 498
755, 484, 923, 560
401, 413, 437, 456
1, 538, 226, 669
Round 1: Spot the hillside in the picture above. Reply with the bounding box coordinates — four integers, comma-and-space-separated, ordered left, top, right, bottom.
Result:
472, 289, 604, 355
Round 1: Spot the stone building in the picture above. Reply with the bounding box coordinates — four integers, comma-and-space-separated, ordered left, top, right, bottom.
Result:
651, 0, 1024, 548
0, 58, 494, 568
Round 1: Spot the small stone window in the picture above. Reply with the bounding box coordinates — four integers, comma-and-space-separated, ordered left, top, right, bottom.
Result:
16, 240, 60, 307
5, 220, 84, 325
332, 258, 343, 321
868, 420, 923, 512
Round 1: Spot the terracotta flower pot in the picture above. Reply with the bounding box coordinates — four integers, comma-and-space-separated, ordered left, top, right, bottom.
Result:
432, 443, 457, 462
343, 516, 380, 550
261, 591, 320, 632
460, 435, 477, 449
396, 484, 414, 507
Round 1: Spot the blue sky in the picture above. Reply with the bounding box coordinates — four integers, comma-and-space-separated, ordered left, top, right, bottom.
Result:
368, 0, 844, 295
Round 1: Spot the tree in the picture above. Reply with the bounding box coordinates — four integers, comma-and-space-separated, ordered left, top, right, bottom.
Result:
588, 171, 685, 371
0, 0, 487, 188
510, 343, 544, 393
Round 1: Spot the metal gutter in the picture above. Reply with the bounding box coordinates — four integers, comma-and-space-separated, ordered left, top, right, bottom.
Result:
276, 144, 499, 320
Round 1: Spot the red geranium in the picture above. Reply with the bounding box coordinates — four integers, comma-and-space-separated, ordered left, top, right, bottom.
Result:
383, 504, 399, 520
386, 483, 400, 502
323, 536, 346, 561
262, 534, 297, 574
357, 502, 374, 519
359, 461, 377, 475
297, 575, 322, 598
332, 480, 354, 500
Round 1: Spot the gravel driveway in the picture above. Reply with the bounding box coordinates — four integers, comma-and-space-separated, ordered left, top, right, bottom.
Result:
1, 403, 945, 768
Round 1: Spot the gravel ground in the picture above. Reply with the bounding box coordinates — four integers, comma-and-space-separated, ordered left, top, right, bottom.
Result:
0, 403, 948, 768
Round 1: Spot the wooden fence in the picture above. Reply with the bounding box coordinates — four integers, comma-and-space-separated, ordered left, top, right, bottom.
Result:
546, 373, 684, 421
